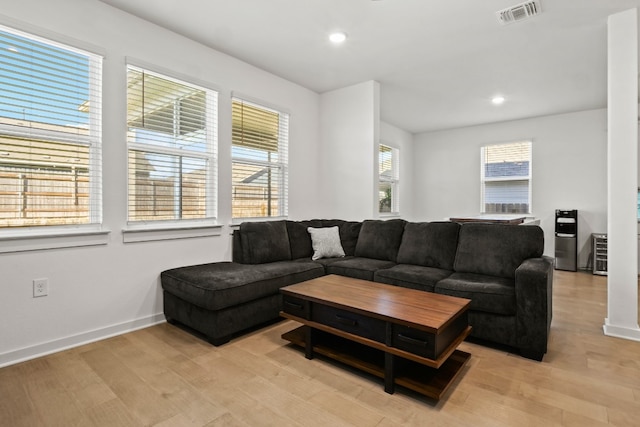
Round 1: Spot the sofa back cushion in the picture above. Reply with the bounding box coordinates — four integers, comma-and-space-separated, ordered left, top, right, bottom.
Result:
319, 219, 362, 256
396, 221, 460, 270
286, 220, 323, 259
453, 223, 544, 279
354, 219, 406, 262
239, 220, 291, 264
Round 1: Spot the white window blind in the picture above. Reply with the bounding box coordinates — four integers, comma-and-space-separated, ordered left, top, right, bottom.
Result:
232, 97, 288, 219
481, 141, 531, 214
126, 65, 217, 222
379, 144, 399, 214
0, 25, 102, 228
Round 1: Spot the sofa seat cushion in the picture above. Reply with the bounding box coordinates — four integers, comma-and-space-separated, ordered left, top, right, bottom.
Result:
326, 257, 396, 281
310, 255, 355, 268
435, 272, 516, 315
374, 264, 452, 292
161, 261, 324, 311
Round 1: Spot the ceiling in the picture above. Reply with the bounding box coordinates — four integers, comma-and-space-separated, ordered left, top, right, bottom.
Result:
99, 0, 640, 134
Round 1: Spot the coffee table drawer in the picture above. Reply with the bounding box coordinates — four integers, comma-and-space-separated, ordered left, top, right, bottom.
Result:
282, 295, 310, 319
312, 304, 386, 343
393, 312, 468, 359
392, 325, 436, 359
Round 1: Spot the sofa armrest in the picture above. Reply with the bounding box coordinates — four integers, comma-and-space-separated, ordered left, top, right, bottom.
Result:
515, 256, 554, 360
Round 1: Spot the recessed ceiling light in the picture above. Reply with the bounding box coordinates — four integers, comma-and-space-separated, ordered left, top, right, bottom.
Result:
492, 96, 505, 105
329, 32, 347, 44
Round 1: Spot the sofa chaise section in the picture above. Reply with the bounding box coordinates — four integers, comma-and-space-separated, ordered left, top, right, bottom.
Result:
161, 220, 325, 345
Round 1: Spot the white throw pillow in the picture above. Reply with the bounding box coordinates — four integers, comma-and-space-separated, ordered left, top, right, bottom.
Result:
307, 226, 345, 260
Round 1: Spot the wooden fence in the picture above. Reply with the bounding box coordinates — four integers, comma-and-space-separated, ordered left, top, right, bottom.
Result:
128, 177, 205, 221
0, 168, 90, 227
484, 203, 529, 214
0, 168, 207, 226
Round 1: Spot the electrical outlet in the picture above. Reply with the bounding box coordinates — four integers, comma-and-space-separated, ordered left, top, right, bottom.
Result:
33, 278, 48, 297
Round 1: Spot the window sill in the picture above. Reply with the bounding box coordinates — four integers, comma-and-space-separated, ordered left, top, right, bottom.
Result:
122, 223, 223, 243
0, 226, 111, 254
379, 212, 401, 219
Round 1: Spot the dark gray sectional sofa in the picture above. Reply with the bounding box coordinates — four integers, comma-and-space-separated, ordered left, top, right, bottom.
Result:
161, 218, 554, 361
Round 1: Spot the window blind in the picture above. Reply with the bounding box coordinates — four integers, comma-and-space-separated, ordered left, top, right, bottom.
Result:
481, 141, 531, 214
0, 25, 102, 228
379, 144, 399, 214
231, 98, 288, 219
126, 66, 217, 222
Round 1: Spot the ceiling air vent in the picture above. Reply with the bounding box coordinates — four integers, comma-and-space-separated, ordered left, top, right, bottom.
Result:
496, 1, 541, 25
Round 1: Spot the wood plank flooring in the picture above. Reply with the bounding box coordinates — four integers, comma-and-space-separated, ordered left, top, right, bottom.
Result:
1, 271, 639, 426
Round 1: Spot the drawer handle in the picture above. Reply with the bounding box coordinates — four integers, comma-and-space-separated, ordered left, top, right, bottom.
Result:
397, 333, 428, 347
284, 301, 303, 310
335, 314, 358, 327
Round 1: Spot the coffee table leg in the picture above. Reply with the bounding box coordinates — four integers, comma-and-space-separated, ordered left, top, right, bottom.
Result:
304, 326, 314, 360
384, 352, 395, 394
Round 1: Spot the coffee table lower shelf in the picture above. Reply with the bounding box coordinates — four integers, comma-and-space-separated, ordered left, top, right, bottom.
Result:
282, 326, 470, 400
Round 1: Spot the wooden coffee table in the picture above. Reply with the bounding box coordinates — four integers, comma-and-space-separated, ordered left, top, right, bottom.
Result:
280, 274, 471, 400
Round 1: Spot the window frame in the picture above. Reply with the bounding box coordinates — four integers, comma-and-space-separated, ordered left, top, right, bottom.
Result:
480, 140, 532, 215
125, 63, 218, 227
378, 143, 400, 216
231, 95, 289, 221
0, 23, 104, 234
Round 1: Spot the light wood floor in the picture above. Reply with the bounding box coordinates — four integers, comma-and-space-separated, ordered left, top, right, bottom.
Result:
1, 271, 639, 426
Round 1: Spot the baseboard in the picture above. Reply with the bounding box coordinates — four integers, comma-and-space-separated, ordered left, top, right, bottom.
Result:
603, 320, 640, 342
0, 313, 166, 368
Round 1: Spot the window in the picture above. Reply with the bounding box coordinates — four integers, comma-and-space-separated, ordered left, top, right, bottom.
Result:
231, 97, 288, 219
126, 65, 217, 223
0, 25, 102, 228
481, 141, 532, 214
379, 144, 399, 214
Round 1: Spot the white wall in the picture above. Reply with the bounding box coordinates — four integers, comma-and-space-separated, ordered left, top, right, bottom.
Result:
413, 109, 608, 266
380, 121, 415, 220
318, 81, 380, 220
0, 0, 321, 366
317, 83, 418, 221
